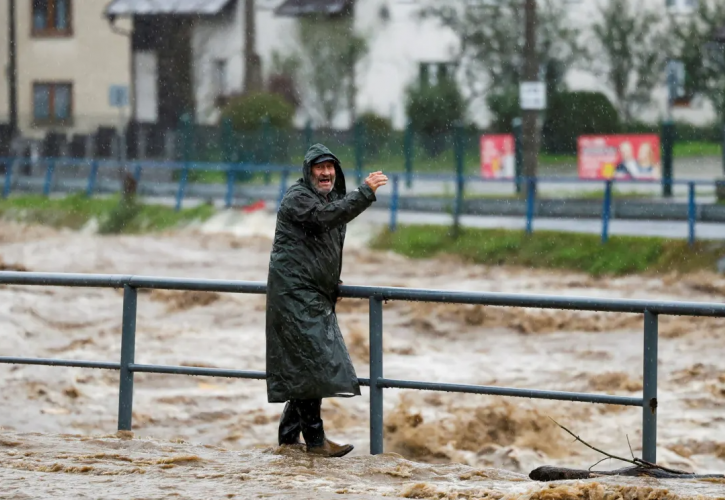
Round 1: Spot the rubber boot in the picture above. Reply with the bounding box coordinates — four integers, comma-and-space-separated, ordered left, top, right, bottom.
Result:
295, 399, 354, 458
278, 401, 302, 446
294, 399, 326, 448
306, 438, 354, 458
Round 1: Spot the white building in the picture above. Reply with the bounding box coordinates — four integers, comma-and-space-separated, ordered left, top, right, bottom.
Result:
1, 0, 712, 141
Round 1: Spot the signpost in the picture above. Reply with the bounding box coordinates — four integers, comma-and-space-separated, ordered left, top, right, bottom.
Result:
109, 84, 130, 165
519, 82, 547, 111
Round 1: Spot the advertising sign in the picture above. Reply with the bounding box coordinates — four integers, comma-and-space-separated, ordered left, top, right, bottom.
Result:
578, 135, 661, 180
480, 134, 515, 179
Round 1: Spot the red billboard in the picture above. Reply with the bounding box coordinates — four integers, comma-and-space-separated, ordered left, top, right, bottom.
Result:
578, 135, 661, 180
480, 134, 515, 179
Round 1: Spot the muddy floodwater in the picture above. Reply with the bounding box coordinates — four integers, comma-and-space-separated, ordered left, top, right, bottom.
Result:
1, 210, 724, 499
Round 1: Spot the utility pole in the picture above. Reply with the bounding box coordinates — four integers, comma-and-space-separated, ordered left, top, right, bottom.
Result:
243, 0, 263, 93
8, 0, 18, 137
521, 0, 538, 180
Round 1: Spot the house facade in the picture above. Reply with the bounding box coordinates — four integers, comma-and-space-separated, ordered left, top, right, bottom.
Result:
163, 0, 716, 129
0, 0, 133, 140
0, 0, 715, 151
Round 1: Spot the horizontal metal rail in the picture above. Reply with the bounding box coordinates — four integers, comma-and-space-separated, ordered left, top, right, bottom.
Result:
0, 156, 717, 186
0, 357, 119, 370
2, 270, 721, 463
2, 271, 725, 317
129, 363, 265, 379
377, 378, 643, 406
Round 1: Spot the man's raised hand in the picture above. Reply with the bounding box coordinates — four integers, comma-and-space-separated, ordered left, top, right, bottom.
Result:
364, 171, 388, 193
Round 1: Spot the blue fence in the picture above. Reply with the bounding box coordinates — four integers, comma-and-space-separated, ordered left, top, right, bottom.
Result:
2, 271, 725, 460
0, 156, 720, 246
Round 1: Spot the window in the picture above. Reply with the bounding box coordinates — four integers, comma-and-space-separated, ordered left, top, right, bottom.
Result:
213, 60, 227, 97
33, 83, 73, 125
213, 60, 228, 107
32, 0, 72, 37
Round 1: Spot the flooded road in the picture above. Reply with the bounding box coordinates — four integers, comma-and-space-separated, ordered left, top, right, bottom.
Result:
1, 211, 724, 498
2, 431, 724, 499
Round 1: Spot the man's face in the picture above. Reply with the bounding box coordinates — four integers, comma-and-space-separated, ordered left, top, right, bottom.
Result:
311, 161, 336, 195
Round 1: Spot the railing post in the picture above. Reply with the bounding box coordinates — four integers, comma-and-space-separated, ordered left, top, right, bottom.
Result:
404, 122, 413, 188
277, 169, 289, 210
687, 182, 696, 246
133, 163, 143, 185
453, 121, 465, 238
525, 178, 536, 235
389, 174, 399, 233
225, 166, 236, 209
304, 119, 313, 150
175, 165, 188, 212
43, 159, 55, 197
355, 120, 364, 186
661, 121, 674, 198
86, 160, 99, 198
601, 180, 613, 244
513, 117, 523, 194
262, 116, 271, 185
2, 159, 12, 198
369, 295, 384, 455
118, 285, 138, 431
642, 310, 658, 463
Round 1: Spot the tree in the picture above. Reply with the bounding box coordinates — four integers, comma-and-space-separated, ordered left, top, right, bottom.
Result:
669, 0, 725, 121
294, 15, 368, 128
267, 51, 302, 109
421, 0, 582, 108
589, 0, 667, 123
405, 79, 465, 156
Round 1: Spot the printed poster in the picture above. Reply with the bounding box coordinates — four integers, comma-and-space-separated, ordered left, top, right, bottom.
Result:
480, 134, 515, 179
578, 135, 661, 180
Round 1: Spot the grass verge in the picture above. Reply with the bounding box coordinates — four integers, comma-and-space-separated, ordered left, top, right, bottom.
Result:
674, 141, 721, 158
430, 188, 656, 201
371, 225, 725, 276
0, 193, 215, 234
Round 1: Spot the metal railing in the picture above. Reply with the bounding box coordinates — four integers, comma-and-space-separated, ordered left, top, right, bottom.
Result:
2, 272, 725, 461
2, 157, 723, 246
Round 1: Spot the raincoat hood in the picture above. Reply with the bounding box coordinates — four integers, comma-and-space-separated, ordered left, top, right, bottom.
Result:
302, 143, 346, 198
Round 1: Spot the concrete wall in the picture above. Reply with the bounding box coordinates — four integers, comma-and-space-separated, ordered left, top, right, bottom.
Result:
8, 0, 132, 138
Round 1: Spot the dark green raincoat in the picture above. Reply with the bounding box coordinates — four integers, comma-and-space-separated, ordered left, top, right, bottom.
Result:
265, 144, 377, 403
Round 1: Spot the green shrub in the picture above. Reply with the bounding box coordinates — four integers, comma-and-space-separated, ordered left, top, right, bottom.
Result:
405, 80, 465, 156
357, 111, 393, 158
486, 90, 519, 133
99, 198, 141, 235
542, 91, 620, 154
220, 92, 295, 131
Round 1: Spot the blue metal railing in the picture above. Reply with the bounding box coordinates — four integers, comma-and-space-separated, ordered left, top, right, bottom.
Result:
2, 271, 725, 461
0, 157, 720, 245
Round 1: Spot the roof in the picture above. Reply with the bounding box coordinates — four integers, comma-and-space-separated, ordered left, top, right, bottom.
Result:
274, 0, 353, 17
106, 0, 233, 16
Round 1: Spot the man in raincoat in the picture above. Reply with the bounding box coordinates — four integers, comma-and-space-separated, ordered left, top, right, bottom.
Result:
265, 144, 387, 458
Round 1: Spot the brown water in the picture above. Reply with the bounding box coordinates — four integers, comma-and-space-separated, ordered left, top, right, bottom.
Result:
0, 212, 724, 498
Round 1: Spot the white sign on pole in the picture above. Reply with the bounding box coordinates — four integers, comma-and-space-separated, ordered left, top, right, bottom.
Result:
519, 81, 547, 110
